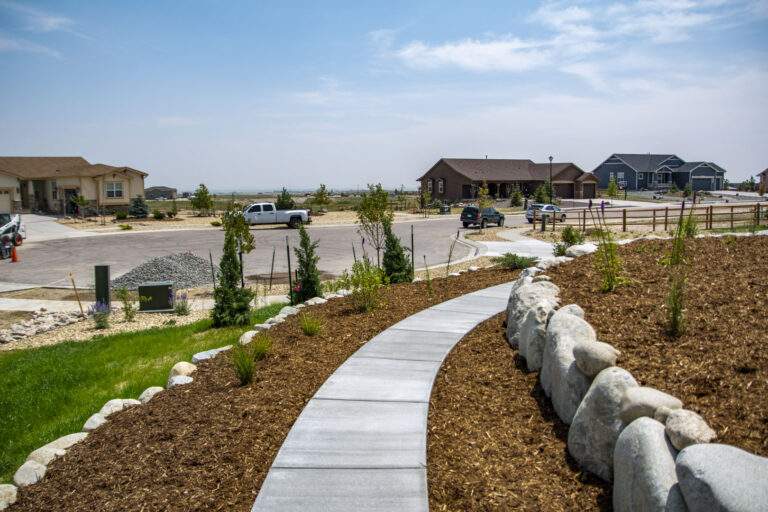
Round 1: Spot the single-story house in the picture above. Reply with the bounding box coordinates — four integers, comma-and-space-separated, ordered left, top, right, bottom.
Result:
758, 168, 768, 191
592, 154, 726, 192
417, 158, 598, 202
145, 186, 178, 200
0, 157, 147, 214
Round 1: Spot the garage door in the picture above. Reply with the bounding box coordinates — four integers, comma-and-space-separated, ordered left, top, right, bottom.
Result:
554, 183, 574, 199
692, 178, 713, 192
582, 183, 596, 199
0, 190, 11, 213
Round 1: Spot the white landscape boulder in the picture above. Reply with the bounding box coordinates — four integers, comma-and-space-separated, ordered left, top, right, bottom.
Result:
167, 375, 193, 388
565, 243, 598, 258
26, 432, 89, 467
537, 256, 573, 270
239, 330, 258, 345
252, 323, 272, 332
468, 266, 479, 272
665, 409, 716, 451
676, 444, 768, 512
619, 387, 682, 424
505, 280, 560, 348
265, 314, 287, 325
13, 460, 46, 487
0, 484, 17, 510
169, 361, 197, 378
192, 345, 232, 363
518, 300, 556, 372
573, 340, 620, 377
539, 306, 593, 424
98, 398, 139, 418
613, 417, 686, 512
305, 297, 327, 306
279, 305, 300, 316
83, 413, 107, 432
568, 366, 638, 481
531, 275, 551, 282
46, 432, 88, 451
138, 386, 164, 404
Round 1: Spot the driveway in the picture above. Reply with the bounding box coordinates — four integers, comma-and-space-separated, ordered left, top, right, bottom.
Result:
19, 214, 92, 242
1, 218, 471, 287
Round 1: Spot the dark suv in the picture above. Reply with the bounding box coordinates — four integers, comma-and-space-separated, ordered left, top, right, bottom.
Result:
461, 206, 505, 228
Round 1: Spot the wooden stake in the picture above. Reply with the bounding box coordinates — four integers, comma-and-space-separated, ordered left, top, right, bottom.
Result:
68, 273, 85, 317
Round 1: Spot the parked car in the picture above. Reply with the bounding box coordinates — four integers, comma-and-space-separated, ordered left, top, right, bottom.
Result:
242, 202, 311, 228
526, 203, 566, 223
460, 206, 505, 228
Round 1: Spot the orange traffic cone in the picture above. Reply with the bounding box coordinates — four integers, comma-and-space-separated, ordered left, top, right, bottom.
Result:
10, 246, 19, 263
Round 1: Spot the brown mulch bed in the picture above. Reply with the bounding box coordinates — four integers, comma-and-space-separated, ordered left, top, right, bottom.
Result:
428, 314, 611, 511
548, 235, 768, 456
12, 269, 516, 512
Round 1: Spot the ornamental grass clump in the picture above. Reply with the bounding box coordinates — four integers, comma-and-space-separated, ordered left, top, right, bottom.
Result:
589, 209, 627, 292
561, 225, 584, 246
114, 287, 136, 322
231, 333, 272, 386
299, 313, 323, 336
663, 205, 693, 337
492, 252, 538, 270
88, 301, 111, 329
553, 242, 568, 257
173, 291, 190, 316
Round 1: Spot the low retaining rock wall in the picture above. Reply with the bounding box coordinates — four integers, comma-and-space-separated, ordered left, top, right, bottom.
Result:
505, 262, 768, 511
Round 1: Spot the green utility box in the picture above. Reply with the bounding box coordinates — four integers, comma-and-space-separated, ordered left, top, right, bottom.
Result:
138, 281, 174, 312
95, 265, 110, 308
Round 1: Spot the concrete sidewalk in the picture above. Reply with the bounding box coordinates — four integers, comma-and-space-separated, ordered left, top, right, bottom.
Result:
252, 281, 514, 512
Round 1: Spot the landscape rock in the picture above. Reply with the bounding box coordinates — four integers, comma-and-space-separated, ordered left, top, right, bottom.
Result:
122, 398, 141, 408
0, 311, 84, 344
0, 484, 17, 510
505, 281, 560, 348
565, 243, 598, 257
568, 366, 638, 481
468, 266, 479, 272
540, 307, 595, 423
239, 330, 257, 345
520, 266, 542, 278
169, 361, 197, 378
573, 340, 620, 377
111, 251, 218, 290
138, 386, 164, 403
99, 398, 127, 418
654, 406, 674, 423
192, 345, 232, 363
518, 300, 556, 371
613, 417, 684, 512
620, 387, 682, 424
323, 292, 342, 299
167, 375, 193, 388
532, 275, 551, 282
305, 297, 327, 306
46, 432, 88, 451
537, 256, 573, 269
252, 323, 272, 332
336, 289, 352, 297
665, 409, 716, 451
676, 443, 768, 512
448, 272, 461, 277
83, 413, 107, 432
26, 446, 65, 466
13, 460, 46, 487
265, 314, 287, 325
412, 277, 423, 283
279, 306, 300, 316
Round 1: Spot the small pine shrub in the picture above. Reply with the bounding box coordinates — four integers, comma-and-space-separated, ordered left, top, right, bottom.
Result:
382, 218, 413, 283
212, 225, 254, 327
510, 187, 523, 207
294, 225, 322, 302
492, 253, 538, 270
119, 224, 133, 230
115, 210, 128, 220
534, 184, 548, 203
114, 287, 136, 322
210, 220, 222, 227
347, 257, 385, 312
553, 242, 568, 257
561, 225, 584, 246
299, 313, 323, 336
276, 187, 295, 210
152, 209, 166, 220
128, 196, 149, 218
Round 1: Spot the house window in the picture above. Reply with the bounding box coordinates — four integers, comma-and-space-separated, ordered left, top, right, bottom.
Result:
427, 180, 433, 193
106, 181, 124, 198
617, 172, 625, 180
51, 180, 58, 200
438, 179, 444, 194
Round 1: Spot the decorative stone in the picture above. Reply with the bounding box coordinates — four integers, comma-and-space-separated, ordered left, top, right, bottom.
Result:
653, 406, 674, 423
99, 398, 127, 418
468, 266, 479, 272
83, 413, 107, 432
520, 266, 542, 278
122, 398, 141, 408
138, 386, 164, 403
613, 417, 684, 512
192, 345, 232, 363
412, 277, 423, 282
676, 443, 768, 512
565, 243, 598, 257
518, 300, 556, 372
532, 275, 551, 282
568, 366, 638, 481
540, 307, 594, 424
448, 272, 461, 277
505, 281, 560, 348
573, 340, 620, 377
665, 409, 716, 451
46, 432, 88, 451
265, 314, 287, 325
537, 256, 573, 269
323, 292, 342, 299
336, 289, 352, 297
305, 297, 328, 306
169, 361, 197, 378
252, 324, 272, 332
280, 306, 300, 316
0, 484, 17, 510
619, 387, 682, 424
13, 460, 46, 487
26, 446, 64, 466
167, 375, 193, 388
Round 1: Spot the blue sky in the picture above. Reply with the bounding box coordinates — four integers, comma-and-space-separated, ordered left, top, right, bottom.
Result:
1, 0, 767, 191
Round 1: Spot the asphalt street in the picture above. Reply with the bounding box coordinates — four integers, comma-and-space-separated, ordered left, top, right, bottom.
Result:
1, 217, 478, 287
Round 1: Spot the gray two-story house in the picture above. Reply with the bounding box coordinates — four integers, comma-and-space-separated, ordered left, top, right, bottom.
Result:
592, 154, 726, 192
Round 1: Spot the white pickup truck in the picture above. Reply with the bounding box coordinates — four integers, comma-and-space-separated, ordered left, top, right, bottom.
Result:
243, 202, 311, 228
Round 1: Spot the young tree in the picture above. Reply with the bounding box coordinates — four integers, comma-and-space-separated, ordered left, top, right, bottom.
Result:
382, 218, 413, 283
510, 185, 523, 207
477, 180, 492, 209
356, 183, 393, 267
607, 177, 619, 199
190, 183, 214, 216
294, 224, 322, 302
533, 183, 548, 203
212, 207, 254, 327
276, 187, 295, 210
72, 195, 89, 220
312, 184, 331, 207
420, 186, 432, 217
683, 183, 692, 198
128, 195, 149, 218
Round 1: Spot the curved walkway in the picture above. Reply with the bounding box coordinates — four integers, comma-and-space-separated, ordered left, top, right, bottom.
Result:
252, 281, 514, 512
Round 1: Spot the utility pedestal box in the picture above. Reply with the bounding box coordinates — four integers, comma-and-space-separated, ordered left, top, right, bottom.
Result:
95, 265, 110, 308
138, 281, 174, 312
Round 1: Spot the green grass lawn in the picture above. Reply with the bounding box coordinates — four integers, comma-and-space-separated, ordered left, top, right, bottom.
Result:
0, 303, 283, 483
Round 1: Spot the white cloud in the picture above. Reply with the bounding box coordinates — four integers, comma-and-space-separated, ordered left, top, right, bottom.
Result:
0, 33, 60, 58
0, 1, 73, 32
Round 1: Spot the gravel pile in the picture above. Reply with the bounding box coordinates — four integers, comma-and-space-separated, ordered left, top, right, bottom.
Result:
111, 252, 218, 290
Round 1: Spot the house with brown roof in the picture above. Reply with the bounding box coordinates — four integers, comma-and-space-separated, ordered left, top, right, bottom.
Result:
758, 168, 768, 192
0, 157, 147, 214
417, 158, 597, 203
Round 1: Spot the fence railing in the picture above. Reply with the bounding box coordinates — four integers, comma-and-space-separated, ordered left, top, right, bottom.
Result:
533, 203, 766, 233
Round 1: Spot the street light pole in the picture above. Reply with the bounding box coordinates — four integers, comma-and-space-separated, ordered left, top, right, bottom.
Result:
548, 155, 553, 203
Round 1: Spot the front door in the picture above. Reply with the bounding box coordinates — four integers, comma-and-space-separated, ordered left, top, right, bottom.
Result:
64, 189, 78, 215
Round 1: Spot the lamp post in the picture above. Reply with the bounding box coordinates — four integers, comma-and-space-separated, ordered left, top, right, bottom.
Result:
548, 155, 553, 203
